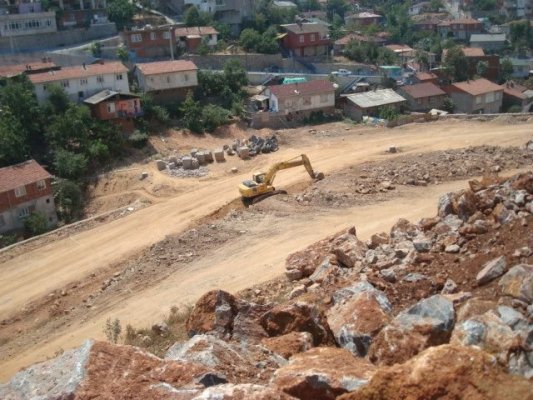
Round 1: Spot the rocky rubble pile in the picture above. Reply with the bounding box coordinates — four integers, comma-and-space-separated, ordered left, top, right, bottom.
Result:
295, 145, 532, 207
2, 172, 532, 400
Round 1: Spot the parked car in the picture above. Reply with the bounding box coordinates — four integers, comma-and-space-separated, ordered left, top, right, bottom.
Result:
331, 69, 352, 76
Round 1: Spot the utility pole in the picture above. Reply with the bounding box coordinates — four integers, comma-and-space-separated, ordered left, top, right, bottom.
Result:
169, 27, 174, 60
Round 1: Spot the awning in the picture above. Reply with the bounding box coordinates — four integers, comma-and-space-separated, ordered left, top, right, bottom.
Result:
252, 94, 269, 102
276, 33, 288, 40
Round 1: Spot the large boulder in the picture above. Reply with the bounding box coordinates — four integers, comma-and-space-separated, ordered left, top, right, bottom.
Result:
0, 340, 222, 400
451, 310, 530, 377
186, 290, 239, 339
260, 302, 333, 346
272, 347, 376, 400
193, 384, 295, 399
326, 285, 391, 356
369, 295, 455, 365
498, 264, 533, 303
338, 345, 533, 400
261, 332, 314, 360
476, 256, 507, 285
331, 231, 368, 268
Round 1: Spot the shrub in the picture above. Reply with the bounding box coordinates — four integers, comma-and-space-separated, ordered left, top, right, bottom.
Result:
104, 318, 122, 343
202, 104, 231, 132
24, 211, 49, 237
128, 130, 149, 148
507, 105, 523, 113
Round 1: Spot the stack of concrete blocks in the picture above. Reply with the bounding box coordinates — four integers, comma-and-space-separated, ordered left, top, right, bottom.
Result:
190, 149, 198, 158
196, 151, 207, 166
156, 160, 166, 171
182, 156, 194, 170
238, 146, 250, 159
214, 149, 225, 162
205, 151, 214, 163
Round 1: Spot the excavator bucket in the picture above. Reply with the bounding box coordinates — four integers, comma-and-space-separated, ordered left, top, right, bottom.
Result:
315, 171, 325, 181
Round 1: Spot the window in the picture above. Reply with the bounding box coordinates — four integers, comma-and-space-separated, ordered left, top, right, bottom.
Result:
485, 92, 495, 103
0, 215, 5, 227
107, 103, 116, 113
183, 73, 189, 82
78, 91, 84, 98
80, 78, 88, 85
303, 96, 311, 105
14, 186, 26, 198
299, 35, 304, 43
36, 180, 46, 190
97, 76, 104, 83
131, 33, 142, 43
18, 207, 30, 219
43, 84, 48, 91
310, 34, 316, 42
162, 31, 171, 39
61, 80, 70, 88
475, 95, 483, 104
320, 94, 329, 103
46, 198, 50, 204
116, 74, 123, 80
150, 32, 157, 40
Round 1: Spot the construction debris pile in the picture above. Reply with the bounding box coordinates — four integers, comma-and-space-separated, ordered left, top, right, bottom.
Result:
2, 172, 532, 399
154, 134, 279, 178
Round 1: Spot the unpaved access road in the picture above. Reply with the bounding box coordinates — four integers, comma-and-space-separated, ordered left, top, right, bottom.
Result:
0, 120, 532, 380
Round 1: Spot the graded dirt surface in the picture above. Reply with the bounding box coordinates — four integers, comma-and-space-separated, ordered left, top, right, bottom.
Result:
0, 119, 532, 381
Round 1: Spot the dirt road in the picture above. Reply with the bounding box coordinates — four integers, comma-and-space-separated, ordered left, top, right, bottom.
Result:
0, 120, 532, 380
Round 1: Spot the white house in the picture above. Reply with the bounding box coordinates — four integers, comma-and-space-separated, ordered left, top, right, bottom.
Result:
0, 11, 57, 37
263, 79, 336, 114
29, 62, 129, 103
134, 60, 198, 101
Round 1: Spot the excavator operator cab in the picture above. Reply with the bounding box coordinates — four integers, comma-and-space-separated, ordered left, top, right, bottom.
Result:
252, 172, 266, 184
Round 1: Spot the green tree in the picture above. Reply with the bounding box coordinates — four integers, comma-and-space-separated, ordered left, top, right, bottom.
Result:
54, 179, 83, 222
476, 60, 488, 78
53, 149, 88, 180
180, 92, 203, 133
183, 6, 212, 27
0, 111, 27, 167
500, 58, 514, 82
107, 0, 136, 30
24, 212, 50, 236
213, 22, 231, 41
46, 105, 92, 151
90, 41, 103, 57
117, 45, 130, 62
326, 0, 349, 20
223, 59, 248, 92
429, 0, 443, 12
442, 97, 455, 113
240, 28, 262, 51
202, 105, 231, 132
44, 84, 71, 115
442, 46, 469, 82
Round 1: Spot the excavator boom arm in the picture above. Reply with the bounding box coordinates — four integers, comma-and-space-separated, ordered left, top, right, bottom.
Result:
263, 154, 317, 186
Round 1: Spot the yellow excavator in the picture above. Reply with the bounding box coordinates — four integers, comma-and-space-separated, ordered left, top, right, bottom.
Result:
238, 154, 324, 204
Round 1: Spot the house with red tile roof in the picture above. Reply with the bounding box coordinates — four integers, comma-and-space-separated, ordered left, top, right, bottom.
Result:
500, 81, 533, 112
0, 160, 58, 234
134, 60, 198, 103
443, 78, 503, 113
399, 82, 447, 111
279, 23, 331, 57
262, 79, 336, 115
0, 60, 58, 79
28, 62, 129, 103
437, 18, 483, 40
414, 71, 439, 84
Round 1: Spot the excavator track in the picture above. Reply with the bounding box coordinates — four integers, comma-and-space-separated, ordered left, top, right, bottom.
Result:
242, 190, 288, 207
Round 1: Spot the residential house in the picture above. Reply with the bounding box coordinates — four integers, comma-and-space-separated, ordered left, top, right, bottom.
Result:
399, 82, 447, 111
443, 47, 500, 81
345, 12, 383, 26
343, 89, 406, 121
508, 58, 533, 78
175, 26, 218, 52
183, 0, 254, 35
121, 25, 177, 59
134, 60, 198, 103
444, 78, 503, 113
0, 60, 58, 79
500, 81, 533, 112
263, 79, 335, 116
385, 44, 416, 63
469, 34, 507, 51
29, 62, 130, 103
334, 32, 387, 53
280, 23, 331, 57
414, 71, 439, 84
84, 90, 142, 131
503, 0, 527, 18
0, 8, 57, 37
0, 160, 58, 234
54, 0, 110, 29
438, 18, 483, 40
408, 2, 431, 16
